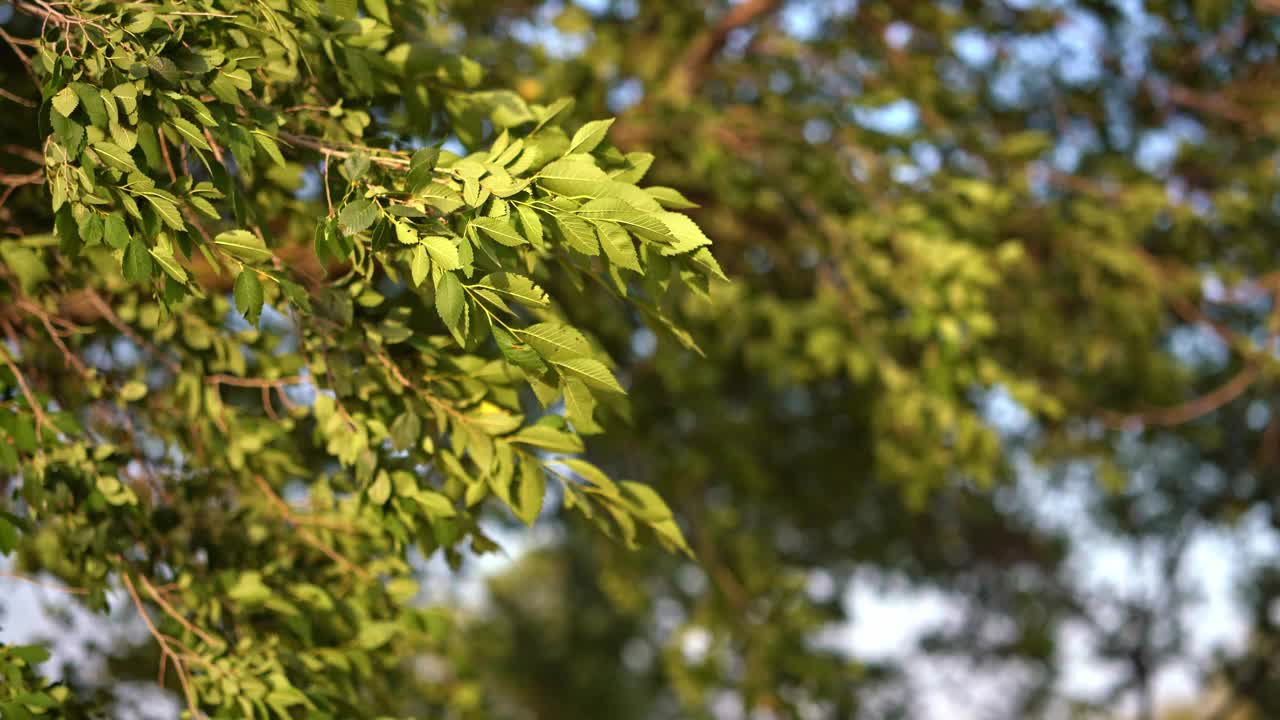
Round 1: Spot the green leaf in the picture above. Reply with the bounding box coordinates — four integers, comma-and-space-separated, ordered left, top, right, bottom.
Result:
467, 405, 524, 435
104, 210, 132, 249
561, 458, 619, 497
413, 489, 457, 517
510, 425, 584, 453
355, 621, 398, 650
552, 357, 625, 394
555, 213, 599, 255
51, 86, 79, 117
123, 237, 153, 282
71, 83, 108, 127
515, 204, 544, 247
598, 221, 641, 272
149, 244, 188, 283
471, 215, 528, 247
9, 644, 50, 665
421, 235, 462, 271
576, 199, 674, 244
169, 117, 211, 151
567, 118, 615, 155
338, 198, 380, 235
234, 269, 265, 325
92, 140, 140, 173
410, 245, 430, 287
564, 377, 603, 434
493, 324, 546, 373
515, 462, 545, 526
659, 212, 713, 255
518, 322, 592, 361
368, 471, 391, 505
214, 229, 273, 264
253, 133, 287, 166
537, 156, 611, 197
0, 245, 48, 293
389, 411, 421, 451
143, 194, 185, 230
435, 271, 466, 342
478, 272, 550, 308
645, 186, 700, 209
120, 380, 148, 401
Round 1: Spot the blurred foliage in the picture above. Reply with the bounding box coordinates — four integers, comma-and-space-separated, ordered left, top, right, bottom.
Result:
5, 0, 1280, 718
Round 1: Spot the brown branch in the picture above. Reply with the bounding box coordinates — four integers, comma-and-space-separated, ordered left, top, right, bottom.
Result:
0, 342, 52, 442
121, 572, 202, 718
277, 132, 410, 168
0, 572, 87, 594
84, 290, 181, 373
136, 574, 222, 650
666, 0, 784, 99
0, 88, 36, 107
1103, 362, 1260, 429
204, 374, 303, 388
17, 299, 92, 380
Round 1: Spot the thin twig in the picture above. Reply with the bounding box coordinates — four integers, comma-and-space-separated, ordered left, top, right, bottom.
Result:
0, 572, 87, 594
0, 342, 52, 442
136, 574, 222, 649
17, 299, 92, 379
121, 573, 202, 718
84, 290, 181, 372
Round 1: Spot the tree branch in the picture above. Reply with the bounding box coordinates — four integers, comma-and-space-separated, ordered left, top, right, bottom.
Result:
666, 0, 785, 99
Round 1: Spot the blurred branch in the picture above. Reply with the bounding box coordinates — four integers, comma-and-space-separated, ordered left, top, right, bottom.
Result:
666, 0, 784, 99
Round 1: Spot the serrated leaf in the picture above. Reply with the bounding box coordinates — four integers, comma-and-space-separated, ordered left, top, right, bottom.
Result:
510, 425, 584, 453
577, 199, 674, 244
435, 271, 466, 341
170, 117, 211, 151
561, 457, 619, 497
71, 83, 108, 127
253, 133, 286, 166
564, 377, 602, 434
338, 198, 379, 235
214, 229, 272, 263
645, 186, 699, 209
421, 234, 462, 271
92, 141, 139, 173
478, 272, 549, 308
104, 212, 130, 250
537, 156, 611, 197
149, 245, 188, 283
567, 117, 614, 155
52, 86, 78, 117
515, 462, 545, 525
688, 247, 728, 281
123, 237, 153, 282
410, 245, 430, 287
659, 212, 713, 255
234, 269, 264, 325
493, 324, 546, 373
519, 322, 592, 361
555, 213, 598, 255
598, 221, 641, 272
552, 357, 625, 394
143, 194, 186, 230
471, 215, 528, 247
466, 404, 524, 435
515, 204, 544, 247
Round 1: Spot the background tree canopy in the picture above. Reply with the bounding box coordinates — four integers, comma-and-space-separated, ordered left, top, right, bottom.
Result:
3, 0, 1280, 718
